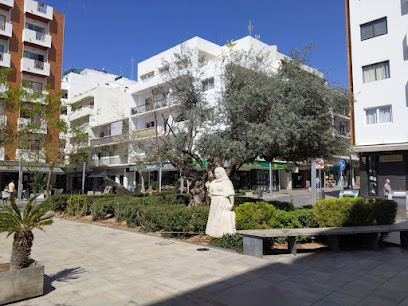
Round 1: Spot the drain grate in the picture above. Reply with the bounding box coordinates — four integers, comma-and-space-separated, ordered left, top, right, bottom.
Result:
197, 248, 209, 251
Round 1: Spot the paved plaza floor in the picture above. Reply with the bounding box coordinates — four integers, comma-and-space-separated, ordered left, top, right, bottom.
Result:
1, 218, 408, 305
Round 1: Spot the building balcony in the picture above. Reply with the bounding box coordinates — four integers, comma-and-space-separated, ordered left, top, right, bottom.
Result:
132, 126, 166, 139
15, 149, 45, 162
0, 21, 12, 39
17, 118, 47, 134
0, 146, 4, 161
89, 155, 127, 167
90, 134, 127, 147
130, 100, 169, 116
0, 0, 14, 10
68, 105, 94, 122
23, 28, 51, 49
24, 0, 53, 22
0, 52, 11, 68
21, 57, 50, 77
0, 114, 7, 127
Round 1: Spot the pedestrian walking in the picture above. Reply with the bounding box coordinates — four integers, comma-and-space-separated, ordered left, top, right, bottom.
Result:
8, 180, 15, 198
383, 179, 391, 199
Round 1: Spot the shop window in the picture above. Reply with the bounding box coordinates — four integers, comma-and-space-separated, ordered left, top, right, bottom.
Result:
367, 155, 378, 196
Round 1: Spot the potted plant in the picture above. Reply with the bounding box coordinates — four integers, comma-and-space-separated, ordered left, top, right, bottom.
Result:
0, 197, 54, 304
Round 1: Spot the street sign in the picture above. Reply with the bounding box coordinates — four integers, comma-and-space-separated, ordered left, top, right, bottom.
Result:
340, 160, 346, 171
316, 159, 324, 169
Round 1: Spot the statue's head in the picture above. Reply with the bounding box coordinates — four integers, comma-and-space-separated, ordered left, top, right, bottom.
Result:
214, 167, 228, 180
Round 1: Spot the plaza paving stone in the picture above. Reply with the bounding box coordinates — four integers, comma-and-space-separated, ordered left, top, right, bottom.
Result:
1, 218, 408, 305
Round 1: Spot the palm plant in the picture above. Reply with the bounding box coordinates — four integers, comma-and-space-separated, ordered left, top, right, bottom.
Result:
0, 197, 54, 270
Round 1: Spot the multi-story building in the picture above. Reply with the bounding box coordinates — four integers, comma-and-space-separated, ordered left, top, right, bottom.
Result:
347, 0, 408, 197
128, 36, 352, 192
0, 0, 64, 190
61, 69, 136, 192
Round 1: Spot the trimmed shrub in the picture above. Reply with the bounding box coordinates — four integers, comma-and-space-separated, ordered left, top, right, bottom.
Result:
236, 201, 276, 230
268, 200, 295, 212
90, 200, 115, 221
190, 205, 210, 233
208, 234, 243, 253
369, 198, 397, 225
66, 195, 89, 217
273, 209, 318, 229
313, 197, 397, 227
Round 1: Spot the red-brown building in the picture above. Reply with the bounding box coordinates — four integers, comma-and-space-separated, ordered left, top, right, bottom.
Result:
0, 0, 64, 189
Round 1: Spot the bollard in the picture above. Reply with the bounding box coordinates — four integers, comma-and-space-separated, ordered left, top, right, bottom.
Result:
319, 189, 325, 200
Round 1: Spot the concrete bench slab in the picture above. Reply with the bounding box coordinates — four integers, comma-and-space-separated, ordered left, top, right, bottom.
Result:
237, 222, 408, 258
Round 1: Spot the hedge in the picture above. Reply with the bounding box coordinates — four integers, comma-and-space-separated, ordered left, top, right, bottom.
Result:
313, 197, 397, 227
234, 197, 295, 211
235, 201, 316, 230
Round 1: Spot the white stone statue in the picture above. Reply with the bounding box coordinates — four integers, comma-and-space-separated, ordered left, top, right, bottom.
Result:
205, 167, 236, 238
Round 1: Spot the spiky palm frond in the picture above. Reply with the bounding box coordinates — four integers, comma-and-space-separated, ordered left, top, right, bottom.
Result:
0, 197, 54, 238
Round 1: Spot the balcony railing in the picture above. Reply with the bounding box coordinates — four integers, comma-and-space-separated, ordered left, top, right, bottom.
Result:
89, 156, 126, 167
0, 147, 4, 161
131, 100, 168, 116
24, 0, 53, 21
0, 0, 14, 9
21, 57, 50, 77
0, 52, 10, 68
15, 149, 45, 162
90, 134, 126, 147
0, 115, 7, 127
23, 28, 51, 48
0, 21, 12, 38
17, 118, 47, 134
69, 105, 94, 121
132, 127, 157, 138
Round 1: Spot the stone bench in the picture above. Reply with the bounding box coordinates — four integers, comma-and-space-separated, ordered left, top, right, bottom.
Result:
237, 222, 408, 257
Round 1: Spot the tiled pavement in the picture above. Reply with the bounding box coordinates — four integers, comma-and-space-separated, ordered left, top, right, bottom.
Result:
1, 219, 408, 305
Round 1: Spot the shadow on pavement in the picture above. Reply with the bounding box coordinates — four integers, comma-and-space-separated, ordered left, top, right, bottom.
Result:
44, 266, 85, 295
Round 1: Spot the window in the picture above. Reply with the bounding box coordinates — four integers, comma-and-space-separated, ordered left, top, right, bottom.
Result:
360, 17, 387, 41
23, 80, 43, 92
140, 71, 154, 80
23, 51, 44, 62
0, 14, 6, 31
365, 106, 392, 125
202, 78, 214, 91
146, 121, 155, 128
362, 61, 390, 83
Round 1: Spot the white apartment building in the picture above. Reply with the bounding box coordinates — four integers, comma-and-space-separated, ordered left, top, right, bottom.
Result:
128, 36, 351, 191
347, 0, 408, 197
61, 69, 136, 192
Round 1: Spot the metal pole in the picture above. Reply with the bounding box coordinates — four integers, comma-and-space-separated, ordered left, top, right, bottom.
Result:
158, 166, 162, 192
17, 161, 23, 203
82, 162, 86, 195
349, 155, 353, 190
311, 159, 316, 204
269, 162, 273, 198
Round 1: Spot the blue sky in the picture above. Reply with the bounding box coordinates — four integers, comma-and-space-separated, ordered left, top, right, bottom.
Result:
46, 0, 349, 86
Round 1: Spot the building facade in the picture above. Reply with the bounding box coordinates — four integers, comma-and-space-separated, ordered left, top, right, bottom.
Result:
0, 0, 64, 190
347, 0, 408, 196
128, 36, 352, 192
61, 69, 136, 193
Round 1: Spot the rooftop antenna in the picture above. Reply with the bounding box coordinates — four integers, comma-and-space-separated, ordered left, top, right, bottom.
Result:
255, 34, 261, 40
131, 58, 134, 80
248, 20, 253, 37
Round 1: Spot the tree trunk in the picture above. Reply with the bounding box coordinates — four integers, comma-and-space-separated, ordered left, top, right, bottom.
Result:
188, 178, 209, 207
10, 231, 33, 270
138, 171, 145, 193
45, 165, 54, 198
